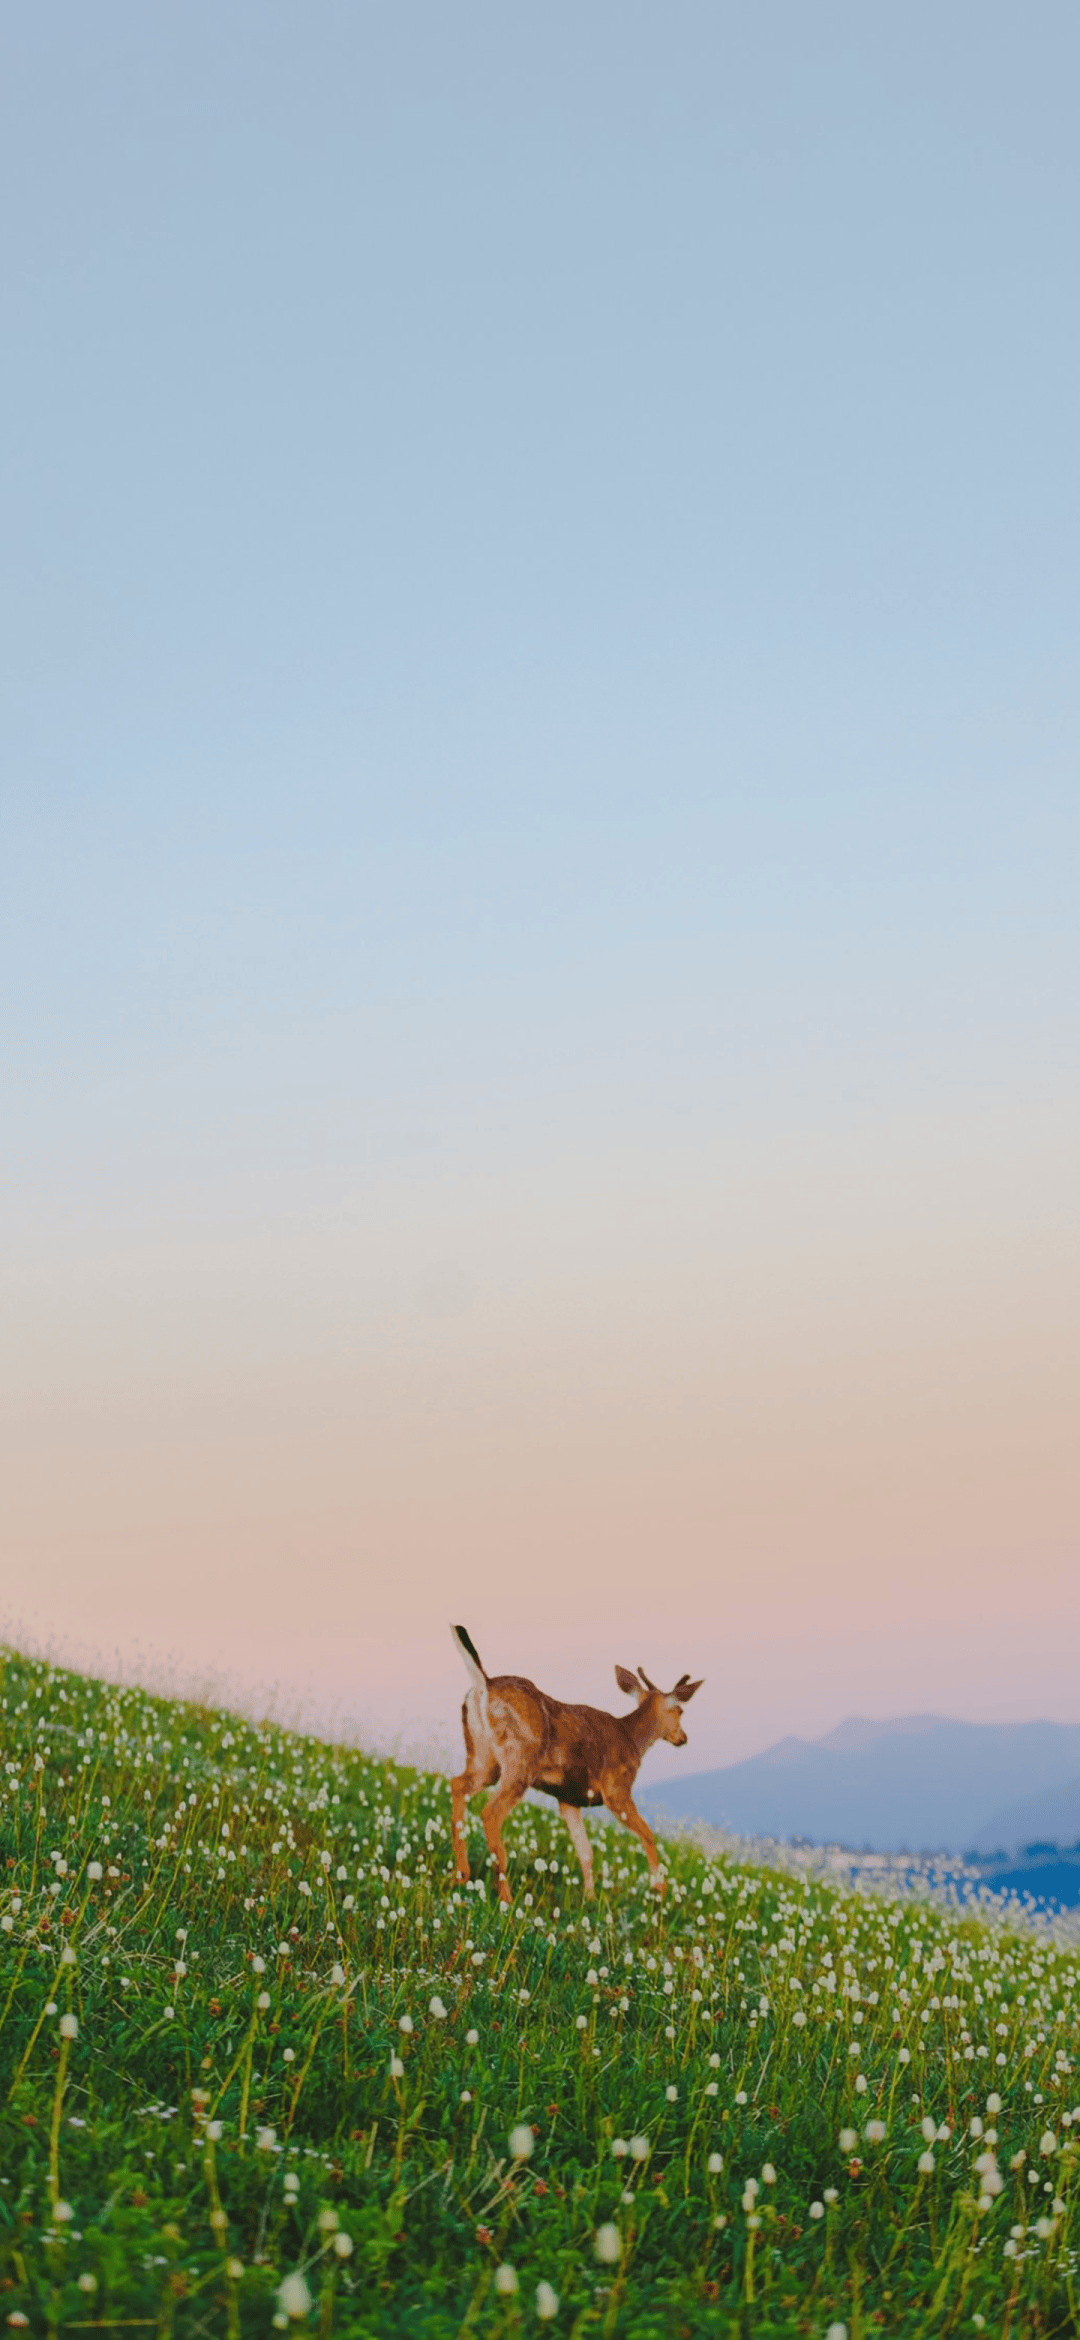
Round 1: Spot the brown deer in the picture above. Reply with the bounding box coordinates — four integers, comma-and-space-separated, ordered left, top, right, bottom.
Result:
449, 1624, 703, 1902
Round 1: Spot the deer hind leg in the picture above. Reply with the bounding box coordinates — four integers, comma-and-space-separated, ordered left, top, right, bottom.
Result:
608, 1787, 666, 1896
450, 1701, 498, 1882
559, 1803, 595, 1898
481, 1776, 528, 1904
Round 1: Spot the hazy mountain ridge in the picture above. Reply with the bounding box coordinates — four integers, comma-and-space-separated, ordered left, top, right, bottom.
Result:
641, 1715, 1080, 1858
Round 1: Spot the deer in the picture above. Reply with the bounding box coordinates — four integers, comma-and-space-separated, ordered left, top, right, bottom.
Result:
448, 1624, 703, 1902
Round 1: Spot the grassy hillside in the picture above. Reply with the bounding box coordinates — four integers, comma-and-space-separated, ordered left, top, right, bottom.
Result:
1, 1650, 1078, 2337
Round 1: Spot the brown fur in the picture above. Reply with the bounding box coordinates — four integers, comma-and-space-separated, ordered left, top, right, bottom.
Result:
449, 1633, 704, 1903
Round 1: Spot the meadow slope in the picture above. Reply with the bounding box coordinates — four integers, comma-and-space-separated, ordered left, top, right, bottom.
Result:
1, 1649, 1079, 2338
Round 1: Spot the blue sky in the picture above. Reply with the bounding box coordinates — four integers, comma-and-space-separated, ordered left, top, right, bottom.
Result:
2, 4, 1078, 1757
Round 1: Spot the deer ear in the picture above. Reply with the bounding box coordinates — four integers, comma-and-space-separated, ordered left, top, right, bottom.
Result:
615, 1665, 646, 1701
675, 1676, 704, 1702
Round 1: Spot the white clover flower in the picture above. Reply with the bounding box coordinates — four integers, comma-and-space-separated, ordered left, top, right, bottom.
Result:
612, 2138, 628, 2158
665, 2084, 678, 2103
331, 1964, 346, 1988
970, 2116, 984, 2137
839, 2129, 857, 2153
575, 2014, 588, 2031
54, 2202, 73, 2223
809, 2201, 824, 2219
792, 2009, 807, 2026
252, 1956, 266, 1975
283, 2173, 300, 2194
227, 2258, 244, 2279
823, 2187, 838, 2205
986, 2093, 1001, 2114
762, 2163, 776, 2185
1040, 2131, 1057, 2157
536, 2280, 559, 2319
466, 2028, 479, 2046
864, 2120, 886, 2145
429, 1996, 447, 2020
283, 2048, 296, 2064
707, 2152, 723, 2174
59, 2013, 78, 2041
317, 2210, 338, 2235
333, 2234, 353, 2259
86, 1862, 103, 1881
629, 2135, 650, 2162
277, 2272, 311, 2320
509, 2124, 535, 2161
389, 2055, 404, 2079
494, 2265, 518, 2295
206, 2119, 223, 2142
594, 2224, 621, 2265
898, 2047, 911, 2065
854, 2073, 867, 2094
398, 2014, 413, 2035
257, 1991, 271, 2011
77, 2274, 98, 2293
826, 2325, 848, 2340
918, 2151, 935, 2175
921, 2117, 937, 2143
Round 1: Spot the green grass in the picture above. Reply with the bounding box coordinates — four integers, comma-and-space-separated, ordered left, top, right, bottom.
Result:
1, 1649, 1078, 2337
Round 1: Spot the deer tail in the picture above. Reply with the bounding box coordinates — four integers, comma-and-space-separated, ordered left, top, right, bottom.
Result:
450, 1623, 487, 1694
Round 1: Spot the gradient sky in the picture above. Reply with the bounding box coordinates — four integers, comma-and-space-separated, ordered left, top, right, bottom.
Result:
2, 2, 1078, 1776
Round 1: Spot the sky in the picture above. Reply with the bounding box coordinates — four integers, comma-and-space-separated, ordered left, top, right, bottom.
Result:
2, 2, 1078, 1777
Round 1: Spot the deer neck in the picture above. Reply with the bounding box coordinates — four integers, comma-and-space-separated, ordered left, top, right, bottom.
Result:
624, 1698, 667, 1761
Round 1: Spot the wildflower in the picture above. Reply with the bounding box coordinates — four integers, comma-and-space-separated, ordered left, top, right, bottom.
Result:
283, 2048, 295, 2063
87, 1862, 102, 1880
826, 2326, 848, 2340
256, 2126, 277, 2151
665, 2084, 678, 2102
707, 2152, 723, 2174
466, 2028, 480, 2046
77, 2275, 97, 2294
594, 2224, 621, 2264
918, 2151, 935, 2174
536, 2281, 559, 2319
839, 2129, 857, 2153
1040, 2131, 1057, 2156
55, 2202, 73, 2223
332, 1964, 346, 1987
708, 2051, 720, 2068
921, 2117, 937, 2143
898, 2047, 911, 2065
277, 2272, 311, 2320
429, 1996, 447, 2020
762, 2163, 776, 2185
333, 2234, 353, 2259
206, 2119, 223, 2141
576, 2014, 588, 2031
460, 2089, 472, 2103
734, 2089, 748, 2104
986, 2093, 1001, 2114
317, 2210, 338, 2234
494, 2266, 519, 2295
398, 2014, 413, 2035
509, 2124, 535, 2161
864, 2120, 886, 2144
809, 2201, 824, 2219
612, 2138, 628, 2158
854, 2073, 867, 2094
823, 2187, 838, 2204
59, 2013, 78, 2041
257, 1991, 271, 2011
227, 2259, 244, 2279
793, 2010, 807, 2026
629, 2136, 650, 2161
389, 2056, 404, 2079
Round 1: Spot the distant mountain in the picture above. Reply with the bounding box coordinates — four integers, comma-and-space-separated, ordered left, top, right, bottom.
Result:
641, 1717, 1080, 1856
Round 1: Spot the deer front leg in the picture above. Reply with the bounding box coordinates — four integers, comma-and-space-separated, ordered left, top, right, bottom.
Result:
559, 1803, 595, 1897
610, 1789, 666, 1896
481, 1778, 527, 1903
